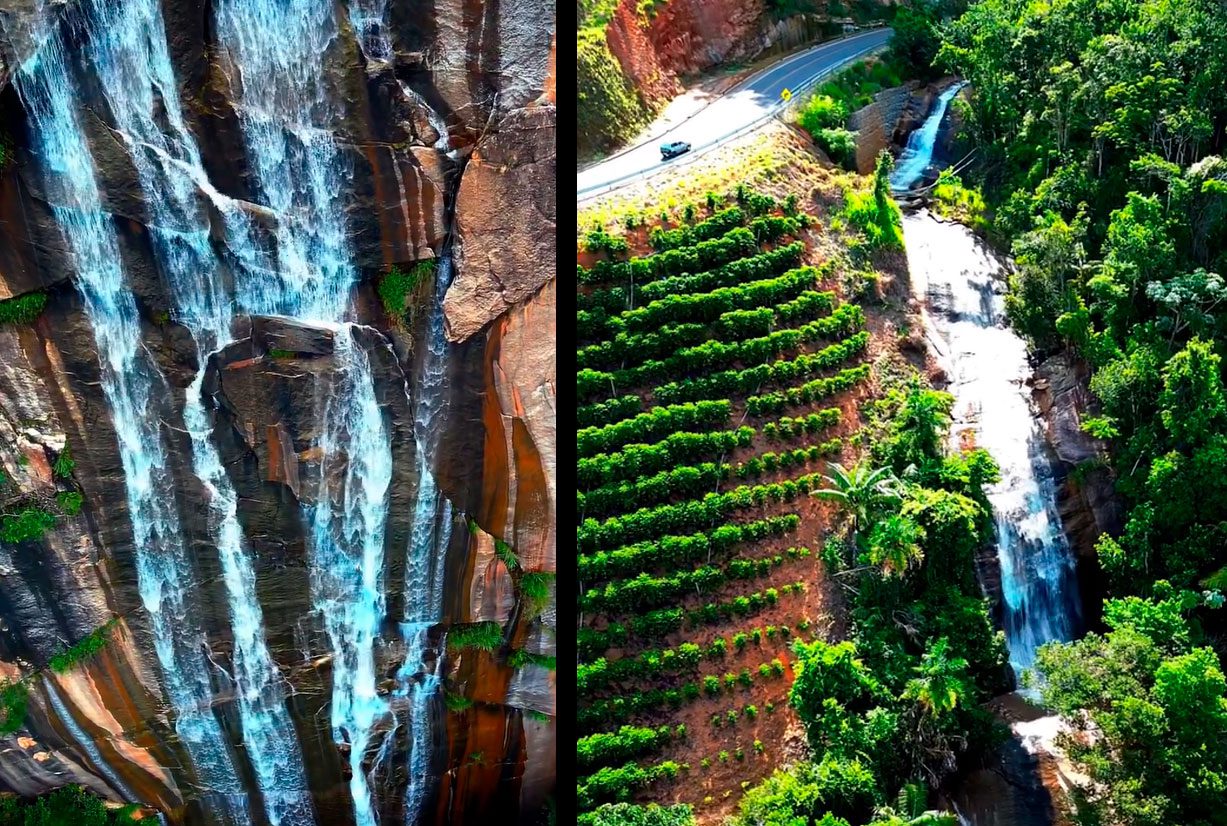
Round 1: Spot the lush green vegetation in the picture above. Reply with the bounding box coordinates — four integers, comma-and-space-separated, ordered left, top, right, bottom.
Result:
377, 260, 434, 323
932, 0, 1227, 819
728, 377, 1005, 825
577, 188, 881, 815
446, 622, 504, 653
578, 28, 651, 156
0, 292, 48, 326
49, 620, 117, 674
0, 786, 139, 825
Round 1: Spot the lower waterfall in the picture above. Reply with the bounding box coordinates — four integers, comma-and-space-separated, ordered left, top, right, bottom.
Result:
893, 80, 1082, 679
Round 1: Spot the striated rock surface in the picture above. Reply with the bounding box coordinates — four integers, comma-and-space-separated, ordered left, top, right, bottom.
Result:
0, 0, 556, 821
848, 84, 913, 173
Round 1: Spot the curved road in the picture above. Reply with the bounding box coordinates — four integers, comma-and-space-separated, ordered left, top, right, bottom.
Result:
577, 27, 893, 201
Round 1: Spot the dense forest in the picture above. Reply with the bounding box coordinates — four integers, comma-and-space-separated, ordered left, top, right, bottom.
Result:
580, 0, 1227, 824
934, 0, 1227, 822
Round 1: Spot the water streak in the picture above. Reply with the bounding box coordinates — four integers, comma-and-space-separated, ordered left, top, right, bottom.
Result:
82, 3, 315, 820
14, 20, 249, 821
214, 2, 396, 823
903, 212, 1081, 678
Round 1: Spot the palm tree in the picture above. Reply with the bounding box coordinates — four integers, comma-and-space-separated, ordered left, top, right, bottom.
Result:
868, 783, 960, 825
812, 462, 905, 542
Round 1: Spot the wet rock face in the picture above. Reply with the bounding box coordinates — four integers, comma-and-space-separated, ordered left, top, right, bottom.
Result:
0, 0, 556, 821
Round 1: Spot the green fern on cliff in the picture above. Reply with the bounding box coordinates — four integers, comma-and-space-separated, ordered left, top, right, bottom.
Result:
0, 292, 48, 326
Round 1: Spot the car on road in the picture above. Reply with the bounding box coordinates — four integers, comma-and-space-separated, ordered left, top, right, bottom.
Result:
660, 141, 691, 160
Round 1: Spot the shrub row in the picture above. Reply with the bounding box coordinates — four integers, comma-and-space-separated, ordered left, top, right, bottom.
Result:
734, 441, 843, 479
577, 515, 799, 583
577, 395, 643, 429
762, 409, 841, 441
649, 207, 745, 251
653, 328, 869, 406
576, 759, 681, 811
637, 242, 806, 303
745, 363, 872, 416
616, 267, 815, 335
577, 473, 823, 553
578, 460, 729, 518
576, 322, 709, 372
578, 226, 756, 286
577, 400, 730, 458
580, 242, 806, 318
577, 724, 680, 773
578, 582, 802, 661
578, 643, 704, 695
579, 427, 753, 490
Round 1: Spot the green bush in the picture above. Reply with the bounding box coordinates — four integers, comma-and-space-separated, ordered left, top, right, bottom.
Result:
445, 690, 473, 712
377, 260, 435, 321
841, 152, 903, 249
0, 508, 56, 544
447, 621, 503, 653
56, 491, 83, 517
49, 620, 117, 674
52, 445, 75, 479
0, 785, 139, 825
0, 680, 28, 735
814, 128, 858, 170
0, 293, 48, 326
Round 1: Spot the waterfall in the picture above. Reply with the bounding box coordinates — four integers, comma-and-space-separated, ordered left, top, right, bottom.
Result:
890, 81, 968, 193
14, 21, 250, 821
893, 81, 1081, 679
44, 680, 138, 802
396, 257, 457, 824
903, 215, 1081, 678
82, 2, 315, 821
213, 2, 396, 823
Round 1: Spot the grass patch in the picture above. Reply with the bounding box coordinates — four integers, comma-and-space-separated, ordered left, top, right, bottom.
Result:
0, 680, 27, 735
56, 491, 83, 517
841, 151, 903, 249
445, 689, 474, 712
447, 621, 504, 653
0, 508, 56, 544
52, 445, 74, 479
267, 348, 296, 360
525, 708, 553, 723
377, 260, 436, 322
519, 571, 555, 615
929, 168, 988, 232
49, 620, 117, 674
0, 292, 48, 326
0, 785, 139, 824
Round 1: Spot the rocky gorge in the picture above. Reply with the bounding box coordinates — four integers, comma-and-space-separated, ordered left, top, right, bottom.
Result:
0, 0, 555, 823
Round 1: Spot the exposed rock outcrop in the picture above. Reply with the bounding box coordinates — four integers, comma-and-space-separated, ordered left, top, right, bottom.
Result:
0, 0, 556, 821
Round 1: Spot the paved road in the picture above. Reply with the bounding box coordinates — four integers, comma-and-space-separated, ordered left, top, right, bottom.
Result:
577, 27, 893, 201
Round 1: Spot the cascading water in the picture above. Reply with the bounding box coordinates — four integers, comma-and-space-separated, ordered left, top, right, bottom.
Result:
894, 85, 1082, 679
890, 81, 968, 193
14, 19, 249, 821
348, 0, 453, 155
212, 2, 395, 823
396, 257, 457, 824
81, 3, 316, 822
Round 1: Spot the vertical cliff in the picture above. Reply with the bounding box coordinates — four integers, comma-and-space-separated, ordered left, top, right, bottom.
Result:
0, 0, 556, 822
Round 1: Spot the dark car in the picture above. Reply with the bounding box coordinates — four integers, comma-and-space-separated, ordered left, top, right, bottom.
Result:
660, 141, 691, 160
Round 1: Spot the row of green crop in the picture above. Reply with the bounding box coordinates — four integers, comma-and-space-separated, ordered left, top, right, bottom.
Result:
578, 400, 730, 458
577, 269, 830, 378
745, 362, 873, 416
762, 410, 842, 441
578, 427, 753, 490
581, 547, 793, 614
577, 473, 825, 553
614, 267, 815, 336
578, 582, 805, 661
579, 435, 842, 518
578, 611, 812, 695
654, 328, 869, 406
577, 395, 644, 429
648, 207, 745, 252
578, 292, 849, 403
578, 515, 799, 583
576, 242, 805, 317
578, 648, 795, 731
577, 723, 683, 773
577, 759, 682, 812
578, 226, 757, 286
